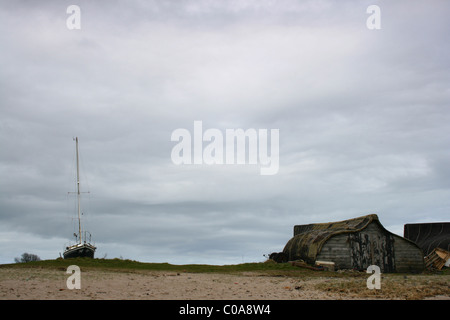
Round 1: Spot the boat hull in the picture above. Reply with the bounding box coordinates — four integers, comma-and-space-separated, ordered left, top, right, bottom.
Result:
63, 243, 96, 259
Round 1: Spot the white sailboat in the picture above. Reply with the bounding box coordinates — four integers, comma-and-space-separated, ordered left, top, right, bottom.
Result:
63, 137, 96, 259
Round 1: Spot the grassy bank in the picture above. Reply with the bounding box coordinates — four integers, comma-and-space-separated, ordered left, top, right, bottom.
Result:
2, 257, 448, 277
0, 258, 312, 275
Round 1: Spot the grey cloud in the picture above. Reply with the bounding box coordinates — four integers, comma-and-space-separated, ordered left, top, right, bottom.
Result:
0, 0, 449, 264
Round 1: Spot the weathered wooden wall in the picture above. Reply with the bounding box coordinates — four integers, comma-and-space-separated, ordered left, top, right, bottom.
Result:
316, 234, 351, 269
393, 235, 424, 273
316, 222, 424, 273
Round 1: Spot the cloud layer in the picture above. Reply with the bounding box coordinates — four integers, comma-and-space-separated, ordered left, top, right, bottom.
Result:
1, 0, 449, 264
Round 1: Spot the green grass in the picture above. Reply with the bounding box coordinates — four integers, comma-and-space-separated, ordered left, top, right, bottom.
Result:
3, 258, 448, 278
0, 258, 328, 277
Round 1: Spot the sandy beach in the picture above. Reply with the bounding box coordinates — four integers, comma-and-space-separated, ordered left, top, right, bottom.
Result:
0, 267, 449, 300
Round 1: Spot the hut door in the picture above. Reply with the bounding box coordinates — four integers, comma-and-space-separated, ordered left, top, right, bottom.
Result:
349, 233, 396, 272
371, 233, 396, 273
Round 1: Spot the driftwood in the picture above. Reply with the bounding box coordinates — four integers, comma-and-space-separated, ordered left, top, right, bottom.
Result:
290, 261, 324, 271
425, 247, 450, 270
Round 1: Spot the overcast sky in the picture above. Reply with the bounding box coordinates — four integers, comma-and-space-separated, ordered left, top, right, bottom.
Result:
1, 0, 449, 265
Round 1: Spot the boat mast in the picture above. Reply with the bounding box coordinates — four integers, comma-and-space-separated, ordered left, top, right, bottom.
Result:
75, 137, 82, 244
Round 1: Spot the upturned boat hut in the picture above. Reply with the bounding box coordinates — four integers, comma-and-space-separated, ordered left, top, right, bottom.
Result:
283, 214, 424, 273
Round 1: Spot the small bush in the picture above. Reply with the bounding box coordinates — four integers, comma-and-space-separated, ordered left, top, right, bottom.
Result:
14, 252, 41, 263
